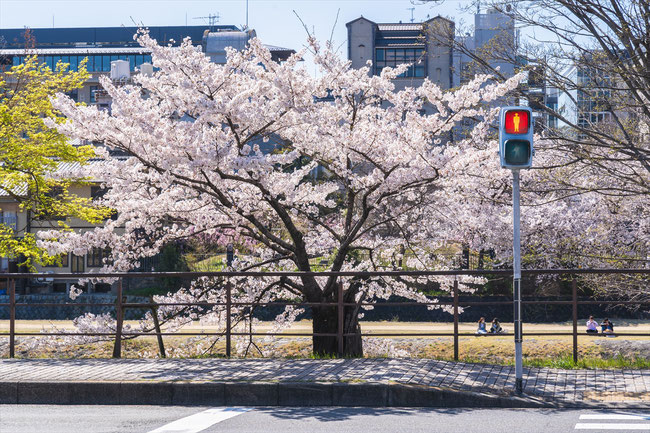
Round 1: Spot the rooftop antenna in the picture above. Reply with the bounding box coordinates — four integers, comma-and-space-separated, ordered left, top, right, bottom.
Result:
407, 7, 416, 23
193, 13, 220, 31
246, 0, 249, 29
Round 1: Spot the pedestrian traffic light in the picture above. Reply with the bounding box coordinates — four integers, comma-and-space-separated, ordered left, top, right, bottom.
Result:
499, 107, 534, 169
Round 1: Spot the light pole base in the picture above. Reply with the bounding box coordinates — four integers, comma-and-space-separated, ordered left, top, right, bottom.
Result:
515, 377, 523, 394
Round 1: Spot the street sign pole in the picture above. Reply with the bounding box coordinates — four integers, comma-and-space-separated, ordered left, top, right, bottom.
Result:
512, 169, 523, 394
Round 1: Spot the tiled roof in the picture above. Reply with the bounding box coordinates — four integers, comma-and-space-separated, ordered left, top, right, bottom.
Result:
0, 184, 28, 198
0, 159, 112, 198
377, 43, 426, 47
1, 45, 293, 56
0, 47, 152, 55
377, 23, 423, 31
263, 44, 295, 53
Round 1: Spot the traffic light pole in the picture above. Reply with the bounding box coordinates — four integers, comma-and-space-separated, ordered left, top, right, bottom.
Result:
512, 169, 523, 394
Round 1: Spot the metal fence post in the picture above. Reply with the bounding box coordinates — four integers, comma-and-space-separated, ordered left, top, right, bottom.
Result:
572, 276, 578, 364
337, 280, 344, 357
150, 296, 166, 358
453, 279, 459, 361
112, 278, 123, 359
9, 278, 15, 358
225, 282, 232, 358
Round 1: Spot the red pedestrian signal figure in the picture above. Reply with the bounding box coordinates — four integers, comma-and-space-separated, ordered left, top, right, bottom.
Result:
513, 113, 520, 132
504, 110, 529, 134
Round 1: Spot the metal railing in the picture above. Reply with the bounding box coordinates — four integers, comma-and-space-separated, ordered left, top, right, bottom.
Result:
1, 268, 649, 363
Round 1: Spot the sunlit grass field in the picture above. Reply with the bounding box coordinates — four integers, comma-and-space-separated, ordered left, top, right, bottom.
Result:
1, 320, 648, 369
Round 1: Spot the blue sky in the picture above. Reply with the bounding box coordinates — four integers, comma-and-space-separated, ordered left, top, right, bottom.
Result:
0, 0, 476, 57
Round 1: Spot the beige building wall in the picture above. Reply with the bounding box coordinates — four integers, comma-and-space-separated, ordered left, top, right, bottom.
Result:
347, 17, 376, 70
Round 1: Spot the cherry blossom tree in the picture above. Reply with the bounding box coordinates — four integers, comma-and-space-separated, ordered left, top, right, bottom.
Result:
40, 30, 526, 356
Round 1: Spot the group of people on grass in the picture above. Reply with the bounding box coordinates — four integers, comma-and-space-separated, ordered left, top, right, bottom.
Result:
476, 317, 505, 335
586, 316, 616, 336
474, 315, 617, 337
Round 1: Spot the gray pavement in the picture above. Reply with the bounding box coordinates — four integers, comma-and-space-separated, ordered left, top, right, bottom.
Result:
1, 358, 649, 407
2, 406, 650, 433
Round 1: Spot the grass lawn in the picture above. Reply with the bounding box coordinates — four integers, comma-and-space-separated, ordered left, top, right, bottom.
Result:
1, 320, 648, 368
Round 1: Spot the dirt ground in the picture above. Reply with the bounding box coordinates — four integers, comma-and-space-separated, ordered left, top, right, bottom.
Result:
1, 320, 649, 363
2, 318, 649, 336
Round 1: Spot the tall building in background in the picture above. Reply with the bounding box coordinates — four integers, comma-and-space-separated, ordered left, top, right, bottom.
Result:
452, 8, 558, 132
346, 16, 454, 96
473, 9, 516, 78
453, 8, 515, 88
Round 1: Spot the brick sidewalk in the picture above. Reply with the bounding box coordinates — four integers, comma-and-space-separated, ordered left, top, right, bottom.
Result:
1, 358, 648, 403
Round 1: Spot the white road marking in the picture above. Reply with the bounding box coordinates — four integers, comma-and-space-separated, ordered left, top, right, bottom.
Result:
148, 407, 250, 433
580, 415, 650, 421
575, 423, 650, 430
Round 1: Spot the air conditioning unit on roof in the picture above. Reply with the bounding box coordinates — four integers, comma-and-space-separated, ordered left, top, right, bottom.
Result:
110, 60, 130, 80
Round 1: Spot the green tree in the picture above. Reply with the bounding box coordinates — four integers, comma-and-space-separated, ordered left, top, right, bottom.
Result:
0, 55, 111, 267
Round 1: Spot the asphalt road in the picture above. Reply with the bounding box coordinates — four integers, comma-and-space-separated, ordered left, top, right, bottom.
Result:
1, 406, 649, 433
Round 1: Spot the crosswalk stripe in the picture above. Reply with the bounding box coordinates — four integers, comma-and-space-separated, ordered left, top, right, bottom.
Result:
580, 415, 650, 421
148, 407, 250, 433
575, 423, 650, 430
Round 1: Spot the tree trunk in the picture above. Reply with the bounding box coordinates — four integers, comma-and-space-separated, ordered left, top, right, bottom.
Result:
311, 302, 363, 358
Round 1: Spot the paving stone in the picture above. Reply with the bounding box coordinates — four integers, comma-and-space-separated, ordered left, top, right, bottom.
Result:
1, 358, 649, 405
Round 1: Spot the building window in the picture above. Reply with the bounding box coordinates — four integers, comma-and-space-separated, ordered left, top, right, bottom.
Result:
70, 254, 85, 273
44, 253, 69, 268
91, 185, 107, 200
0, 211, 17, 230
91, 185, 118, 220
374, 48, 425, 77
69, 55, 78, 71
66, 89, 78, 102
90, 85, 98, 103
87, 247, 111, 267
102, 55, 110, 71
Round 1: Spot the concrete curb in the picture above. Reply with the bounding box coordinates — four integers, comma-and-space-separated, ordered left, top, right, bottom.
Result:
1, 381, 649, 408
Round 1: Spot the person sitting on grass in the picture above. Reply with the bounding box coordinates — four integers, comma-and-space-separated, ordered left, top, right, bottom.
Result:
490, 318, 504, 334
601, 318, 616, 337
476, 317, 488, 335
586, 316, 599, 334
